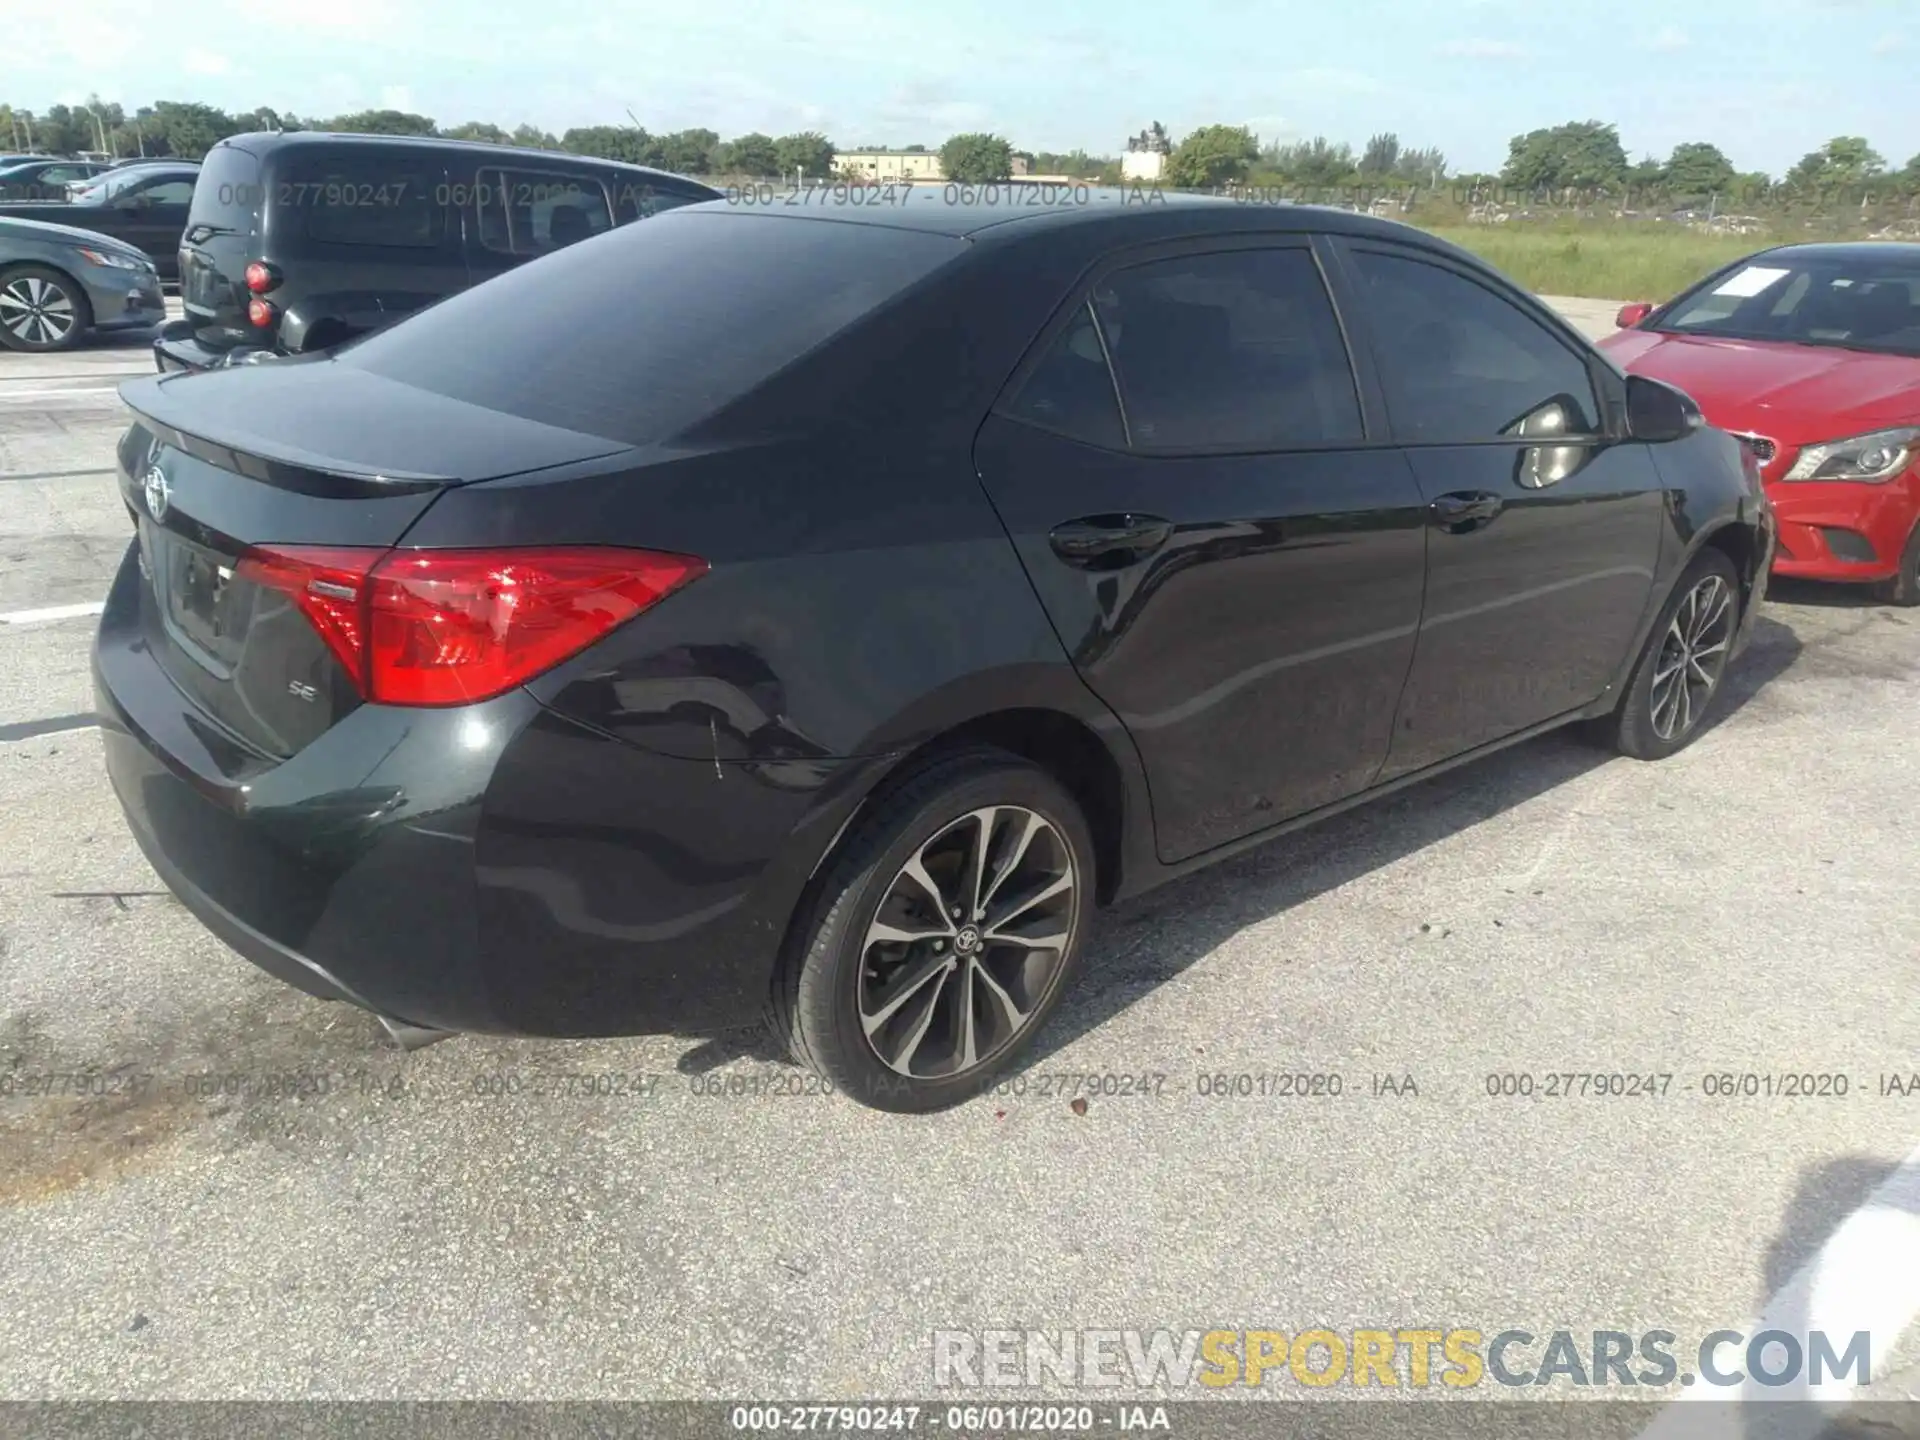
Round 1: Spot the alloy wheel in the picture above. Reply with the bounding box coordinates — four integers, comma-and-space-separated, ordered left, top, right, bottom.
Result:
857, 805, 1079, 1079
0, 275, 76, 347
1649, 573, 1734, 741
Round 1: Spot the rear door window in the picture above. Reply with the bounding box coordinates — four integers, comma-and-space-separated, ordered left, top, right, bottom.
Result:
274, 152, 444, 248
1097, 247, 1365, 451
474, 166, 614, 255
1002, 302, 1126, 448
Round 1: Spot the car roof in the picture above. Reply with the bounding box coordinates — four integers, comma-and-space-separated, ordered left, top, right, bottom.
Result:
1744, 241, 1920, 265
683, 186, 1461, 247
214, 130, 705, 185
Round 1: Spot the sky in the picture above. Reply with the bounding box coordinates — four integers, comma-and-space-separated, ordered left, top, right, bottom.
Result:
2, 0, 1917, 177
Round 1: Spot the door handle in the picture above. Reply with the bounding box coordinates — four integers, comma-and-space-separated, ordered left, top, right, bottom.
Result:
1048, 514, 1174, 568
1428, 491, 1504, 534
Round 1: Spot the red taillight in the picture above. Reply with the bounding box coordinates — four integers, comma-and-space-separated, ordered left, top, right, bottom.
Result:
244, 261, 278, 293
247, 297, 275, 328
236, 545, 706, 707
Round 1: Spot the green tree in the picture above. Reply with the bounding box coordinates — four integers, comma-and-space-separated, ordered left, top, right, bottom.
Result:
771, 131, 836, 179
1626, 155, 1668, 190
1358, 132, 1400, 177
1501, 120, 1629, 190
561, 125, 657, 164
717, 132, 779, 175
1665, 141, 1734, 197
1787, 135, 1885, 192
442, 120, 512, 144
510, 124, 559, 150
1266, 136, 1355, 187
1394, 145, 1447, 185
326, 108, 437, 137
1168, 124, 1260, 187
654, 128, 718, 174
940, 132, 1014, 182
144, 101, 240, 158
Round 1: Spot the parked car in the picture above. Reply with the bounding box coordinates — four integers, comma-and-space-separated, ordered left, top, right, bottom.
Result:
0, 163, 198, 279
1605, 242, 1920, 605
95, 195, 1774, 1110
0, 158, 113, 201
0, 215, 165, 351
152, 131, 719, 371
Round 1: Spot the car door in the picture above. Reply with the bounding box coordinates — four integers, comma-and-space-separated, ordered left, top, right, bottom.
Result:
972, 239, 1428, 865
114, 174, 196, 274
1327, 239, 1664, 779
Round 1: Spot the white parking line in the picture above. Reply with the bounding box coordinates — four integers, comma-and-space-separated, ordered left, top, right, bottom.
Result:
0, 601, 106, 626
0, 385, 128, 399
1634, 1136, 1920, 1436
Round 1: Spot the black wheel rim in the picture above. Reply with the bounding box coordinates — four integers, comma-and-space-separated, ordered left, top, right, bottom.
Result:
857, 805, 1079, 1080
1650, 573, 1734, 741
0, 276, 76, 346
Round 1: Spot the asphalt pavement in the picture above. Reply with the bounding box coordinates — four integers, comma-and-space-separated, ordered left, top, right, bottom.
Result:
0, 296, 1915, 1415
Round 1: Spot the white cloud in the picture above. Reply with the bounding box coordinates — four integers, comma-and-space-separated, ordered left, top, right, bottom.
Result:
380, 86, 416, 112
1438, 38, 1530, 59
1277, 67, 1384, 94
1871, 31, 1905, 51
182, 49, 232, 76
1645, 25, 1690, 50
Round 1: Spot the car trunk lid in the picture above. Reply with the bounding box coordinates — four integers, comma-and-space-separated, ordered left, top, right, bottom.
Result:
115, 364, 635, 759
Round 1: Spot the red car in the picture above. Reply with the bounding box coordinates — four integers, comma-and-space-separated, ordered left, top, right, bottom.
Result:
1603, 242, 1920, 605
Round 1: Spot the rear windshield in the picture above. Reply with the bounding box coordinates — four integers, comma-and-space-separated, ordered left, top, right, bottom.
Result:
187, 145, 260, 234
274, 149, 444, 248
335, 210, 966, 445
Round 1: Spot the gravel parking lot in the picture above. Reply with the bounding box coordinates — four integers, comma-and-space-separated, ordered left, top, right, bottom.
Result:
0, 296, 1916, 1414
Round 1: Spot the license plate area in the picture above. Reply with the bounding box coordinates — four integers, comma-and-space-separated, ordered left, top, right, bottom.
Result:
143, 521, 250, 679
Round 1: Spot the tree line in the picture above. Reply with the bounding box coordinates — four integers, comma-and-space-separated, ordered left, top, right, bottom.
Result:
7, 98, 1918, 203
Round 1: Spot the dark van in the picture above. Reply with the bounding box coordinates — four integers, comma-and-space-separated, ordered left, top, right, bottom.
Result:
154, 131, 720, 371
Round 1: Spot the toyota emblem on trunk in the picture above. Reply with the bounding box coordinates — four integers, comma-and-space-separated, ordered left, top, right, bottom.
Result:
143, 466, 170, 521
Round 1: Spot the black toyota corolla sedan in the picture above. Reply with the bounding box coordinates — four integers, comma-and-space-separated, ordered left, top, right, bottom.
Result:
95, 190, 1775, 1111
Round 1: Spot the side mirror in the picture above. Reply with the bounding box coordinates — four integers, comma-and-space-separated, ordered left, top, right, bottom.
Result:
1615, 301, 1655, 329
1626, 373, 1705, 444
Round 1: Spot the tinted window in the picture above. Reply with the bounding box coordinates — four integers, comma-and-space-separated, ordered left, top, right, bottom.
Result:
276, 153, 442, 248
1657, 253, 1920, 355
1099, 248, 1363, 450
1003, 301, 1125, 448
134, 179, 195, 206
1350, 250, 1599, 443
337, 210, 964, 446
613, 181, 707, 225
475, 166, 613, 255
188, 144, 262, 234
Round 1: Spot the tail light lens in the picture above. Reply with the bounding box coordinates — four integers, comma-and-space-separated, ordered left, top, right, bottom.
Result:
235, 545, 707, 707
247, 297, 275, 327
244, 261, 279, 293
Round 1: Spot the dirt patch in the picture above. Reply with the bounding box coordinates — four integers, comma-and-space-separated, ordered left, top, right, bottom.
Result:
0, 989, 402, 1206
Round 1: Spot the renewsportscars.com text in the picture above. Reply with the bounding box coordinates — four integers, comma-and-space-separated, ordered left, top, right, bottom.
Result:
932, 1328, 1871, 1391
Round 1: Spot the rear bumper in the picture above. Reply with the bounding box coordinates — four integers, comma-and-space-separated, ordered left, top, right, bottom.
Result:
1765, 471, 1919, 583
152, 319, 272, 373
93, 541, 879, 1037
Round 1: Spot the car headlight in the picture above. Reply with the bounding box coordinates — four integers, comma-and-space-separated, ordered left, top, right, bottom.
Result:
1781, 426, 1920, 483
75, 247, 144, 272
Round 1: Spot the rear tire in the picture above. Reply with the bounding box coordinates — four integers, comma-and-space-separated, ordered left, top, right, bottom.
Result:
771, 747, 1095, 1113
1597, 548, 1744, 761
1870, 522, 1920, 607
0, 265, 92, 353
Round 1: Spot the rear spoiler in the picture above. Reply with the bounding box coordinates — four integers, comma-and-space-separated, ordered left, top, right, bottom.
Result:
119, 373, 452, 498
116, 364, 631, 497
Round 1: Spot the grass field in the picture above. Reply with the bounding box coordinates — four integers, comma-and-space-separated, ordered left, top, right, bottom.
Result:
1423, 225, 1772, 303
